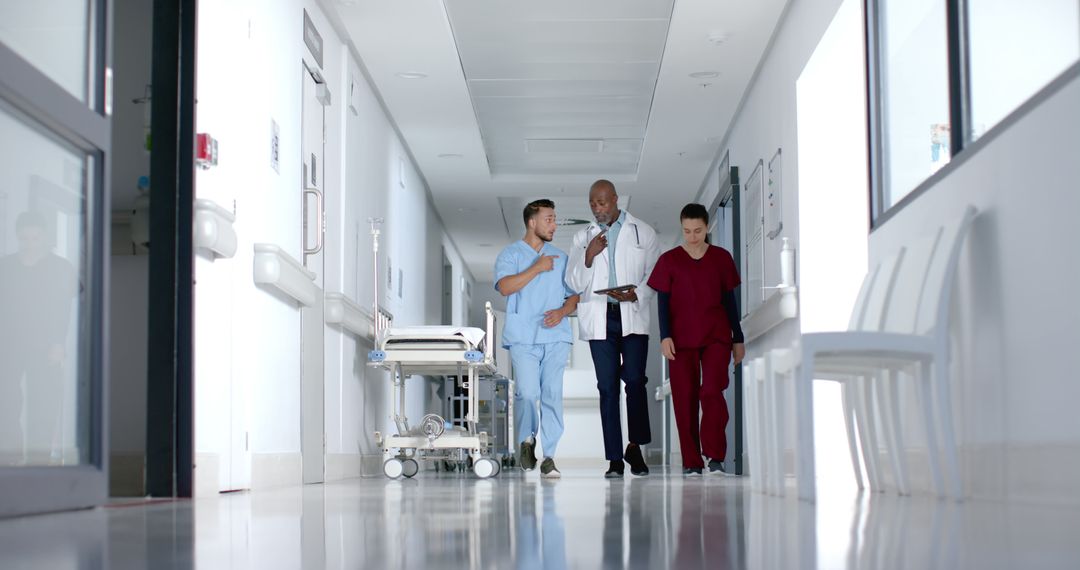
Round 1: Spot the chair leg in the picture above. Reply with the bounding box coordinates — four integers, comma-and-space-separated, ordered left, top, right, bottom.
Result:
765, 353, 784, 496
916, 361, 945, 497
840, 382, 865, 490
744, 360, 761, 492
856, 377, 885, 492
882, 368, 911, 495
934, 358, 964, 500
794, 355, 817, 503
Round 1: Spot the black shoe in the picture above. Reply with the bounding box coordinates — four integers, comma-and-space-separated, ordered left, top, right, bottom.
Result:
519, 438, 537, 471
605, 460, 624, 479
683, 467, 703, 476
708, 459, 726, 475
540, 457, 561, 479
624, 444, 649, 476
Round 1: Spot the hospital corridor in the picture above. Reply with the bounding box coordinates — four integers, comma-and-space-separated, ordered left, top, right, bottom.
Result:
1, 0, 1079, 568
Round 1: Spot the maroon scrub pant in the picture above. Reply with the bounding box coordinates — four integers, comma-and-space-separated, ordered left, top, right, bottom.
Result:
669, 342, 731, 469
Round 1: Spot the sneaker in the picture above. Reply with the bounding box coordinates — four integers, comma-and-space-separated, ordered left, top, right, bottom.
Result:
707, 459, 726, 475
540, 457, 561, 479
624, 443, 649, 476
683, 467, 703, 476
605, 460, 624, 479
519, 438, 537, 471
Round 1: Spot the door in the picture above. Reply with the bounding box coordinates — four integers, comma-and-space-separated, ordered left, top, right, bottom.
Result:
0, 1, 110, 515
711, 160, 743, 475
441, 249, 453, 325
301, 64, 327, 485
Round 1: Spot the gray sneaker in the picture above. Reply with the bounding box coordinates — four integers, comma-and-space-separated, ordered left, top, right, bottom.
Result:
540, 457, 561, 479
519, 438, 537, 471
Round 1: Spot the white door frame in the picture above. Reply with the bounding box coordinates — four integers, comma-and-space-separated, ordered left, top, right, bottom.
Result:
300, 63, 327, 485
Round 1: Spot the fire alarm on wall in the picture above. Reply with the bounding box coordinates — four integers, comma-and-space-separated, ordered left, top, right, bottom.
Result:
196, 133, 219, 169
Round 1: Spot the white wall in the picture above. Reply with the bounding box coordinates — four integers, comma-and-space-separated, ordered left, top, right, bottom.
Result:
695, 0, 871, 478
699, 0, 846, 362
867, 65, 1080, 503
192, 0, 476, 493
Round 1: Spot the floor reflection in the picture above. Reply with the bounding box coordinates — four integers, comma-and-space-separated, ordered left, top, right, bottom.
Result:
2, 470, 1080, 569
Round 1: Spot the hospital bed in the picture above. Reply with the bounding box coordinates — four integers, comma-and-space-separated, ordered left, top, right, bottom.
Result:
365, 219, 508, 479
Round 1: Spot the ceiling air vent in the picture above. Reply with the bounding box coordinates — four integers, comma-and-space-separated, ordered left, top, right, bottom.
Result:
524, 139, 604, 153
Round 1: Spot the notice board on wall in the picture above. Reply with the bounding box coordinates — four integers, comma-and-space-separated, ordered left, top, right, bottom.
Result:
742, 159, 765, 316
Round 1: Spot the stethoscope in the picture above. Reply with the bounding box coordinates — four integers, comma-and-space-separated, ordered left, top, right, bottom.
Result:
588, 222, 640, 247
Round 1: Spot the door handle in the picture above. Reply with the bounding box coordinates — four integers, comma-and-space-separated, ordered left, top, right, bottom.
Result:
303, 187, 324, 256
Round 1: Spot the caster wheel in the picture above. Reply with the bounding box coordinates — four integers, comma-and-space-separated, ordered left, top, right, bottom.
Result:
383, 458, 404, 479
402, 458, 419, 478
473, 458, 499, 479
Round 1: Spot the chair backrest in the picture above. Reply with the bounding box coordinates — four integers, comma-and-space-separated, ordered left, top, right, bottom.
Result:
915, 206, 977, 336
857, 247, 906, 332
883, 227, 943, 333
847, 263, 880, 330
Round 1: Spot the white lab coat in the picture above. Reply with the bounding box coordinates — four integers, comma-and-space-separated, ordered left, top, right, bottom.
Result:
566, 211, 661, 341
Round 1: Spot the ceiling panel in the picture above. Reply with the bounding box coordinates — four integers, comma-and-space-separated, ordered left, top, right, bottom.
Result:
466, 79, 658, 98
335, 0, 790, 282
444, 0, 674, 22
446, 0, 676, 179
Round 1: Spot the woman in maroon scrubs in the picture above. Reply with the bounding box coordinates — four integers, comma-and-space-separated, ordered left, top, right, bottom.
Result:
647, 203, 745, 475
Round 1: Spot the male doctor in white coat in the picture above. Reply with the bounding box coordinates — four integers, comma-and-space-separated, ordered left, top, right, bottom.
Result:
566, 180, 661, 478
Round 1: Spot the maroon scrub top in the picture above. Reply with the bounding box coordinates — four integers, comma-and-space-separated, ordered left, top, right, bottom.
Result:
647, 245, 741, 349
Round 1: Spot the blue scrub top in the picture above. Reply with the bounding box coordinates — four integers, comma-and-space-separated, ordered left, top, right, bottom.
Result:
494, 240, 576, 348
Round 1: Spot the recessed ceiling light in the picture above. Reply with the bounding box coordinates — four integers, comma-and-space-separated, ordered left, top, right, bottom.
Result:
689, 71, 720, 79
438, 153, 463, 159
477, 243, 493, 248
707, 31, 731, 45
556, 218, 590, 226
396, 72, 428, 79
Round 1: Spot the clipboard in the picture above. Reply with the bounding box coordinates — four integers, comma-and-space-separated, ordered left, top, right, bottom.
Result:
593, 284, 636, 295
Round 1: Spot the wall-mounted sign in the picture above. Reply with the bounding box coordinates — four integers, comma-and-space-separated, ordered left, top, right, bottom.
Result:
270, 119, 280, 173
303, 10, 323, 69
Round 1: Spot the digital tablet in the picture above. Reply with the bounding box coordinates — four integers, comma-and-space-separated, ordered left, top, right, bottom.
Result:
593, 284, 637, 295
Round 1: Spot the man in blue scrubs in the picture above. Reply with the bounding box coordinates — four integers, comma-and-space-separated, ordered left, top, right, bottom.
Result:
495, 199, 580, 478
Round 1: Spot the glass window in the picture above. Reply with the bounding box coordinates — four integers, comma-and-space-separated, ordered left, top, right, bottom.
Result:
877, 0, 952, 212
967, 0, 1080, 140
0, 0, 94, 104
0, 100, 92, 467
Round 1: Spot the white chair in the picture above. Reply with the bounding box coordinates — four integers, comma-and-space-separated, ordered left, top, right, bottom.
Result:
785, 206, 976, 502
743, 357, 765, 492
750, 247, 905, 496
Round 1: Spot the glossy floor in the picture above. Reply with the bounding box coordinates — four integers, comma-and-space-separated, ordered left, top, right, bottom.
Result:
1, 468, 1079, 569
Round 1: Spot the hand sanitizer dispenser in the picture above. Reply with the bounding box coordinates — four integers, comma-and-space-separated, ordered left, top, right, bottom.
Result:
780, 237, 795, 287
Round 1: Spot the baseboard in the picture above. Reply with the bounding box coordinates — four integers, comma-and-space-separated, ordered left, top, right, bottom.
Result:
251, 453, 302, 490
109, 452, 145, 497
193, 452, 221, 498
552, 457, 609, 470
361, 454, 384, 477
777, 443, 1080, 506
967, 443, 1080, 506
326, 453, 364, 481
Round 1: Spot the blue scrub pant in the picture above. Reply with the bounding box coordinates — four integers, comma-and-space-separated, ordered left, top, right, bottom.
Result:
510, 342, 570, 459
588, 304, 652, 461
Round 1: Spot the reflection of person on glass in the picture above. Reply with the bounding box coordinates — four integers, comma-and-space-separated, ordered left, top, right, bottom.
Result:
647, 204, 744, 476
0, 211, 76, 465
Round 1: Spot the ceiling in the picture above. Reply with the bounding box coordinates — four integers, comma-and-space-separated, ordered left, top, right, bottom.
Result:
331, 0, 788, 281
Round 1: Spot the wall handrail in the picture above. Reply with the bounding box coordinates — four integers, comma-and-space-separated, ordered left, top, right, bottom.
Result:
253, 243, 319, 306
